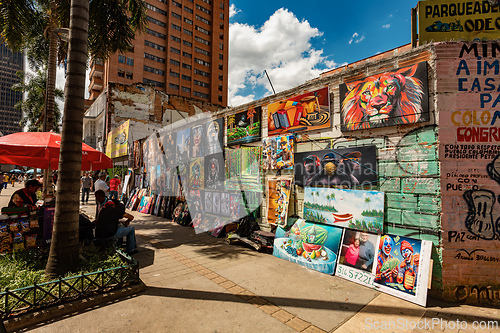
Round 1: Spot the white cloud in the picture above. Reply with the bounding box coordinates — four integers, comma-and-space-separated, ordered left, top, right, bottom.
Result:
228, 8, 338, 106
229, 4, 240, 18
382, 24, 390, 29
348, 32, 365, 44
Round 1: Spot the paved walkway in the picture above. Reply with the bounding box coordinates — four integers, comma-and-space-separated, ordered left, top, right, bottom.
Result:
0, 184, 499, 332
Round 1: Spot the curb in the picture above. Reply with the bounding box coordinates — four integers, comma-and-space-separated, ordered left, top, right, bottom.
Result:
4, 282, 147, 332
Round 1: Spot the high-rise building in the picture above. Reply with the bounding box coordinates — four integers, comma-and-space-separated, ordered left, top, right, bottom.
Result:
0, 42, 24, 135
88, 0, 229, 107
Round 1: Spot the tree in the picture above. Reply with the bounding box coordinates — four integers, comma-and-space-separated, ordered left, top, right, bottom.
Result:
365, 197, 371, 212
247, 108, 256, 127
227, 115, 235, 131
13, 70, 63, 133
41, 0, 147, 278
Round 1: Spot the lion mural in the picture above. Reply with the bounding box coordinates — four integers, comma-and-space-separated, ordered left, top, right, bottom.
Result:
341, 63, 427, 131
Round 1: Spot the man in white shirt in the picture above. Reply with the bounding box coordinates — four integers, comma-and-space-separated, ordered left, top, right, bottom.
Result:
94, 171, 109, 195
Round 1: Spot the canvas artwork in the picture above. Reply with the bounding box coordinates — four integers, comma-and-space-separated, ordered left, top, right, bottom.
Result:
204, 153, 224, 191
189, 157, 204, 190
226, 147, 262, 191
294, 146, 378, 187
303, 187, 384, 233
205, 117, 224, 155
176, 128, 191, 162
187, 189, 203, 216
266, 177, 293, 226
340, 62, 429, 131
160, 132, 176, 167
373, 234, 432, 306
335, 229, 380, 288
268, 87, 330, 136
212, 192, 221, 215
230, 193, 241, 221
133, 140, 142, 169
273, 219, 343, 275
205, 191, 213, 213
138, 196, 152, 213
220, 192, 230, 216
191, 125, 204, 158
262, 135, 294, 170
227, 107, 261, 145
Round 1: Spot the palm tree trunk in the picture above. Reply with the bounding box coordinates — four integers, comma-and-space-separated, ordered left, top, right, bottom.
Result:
45, 0, 89, 278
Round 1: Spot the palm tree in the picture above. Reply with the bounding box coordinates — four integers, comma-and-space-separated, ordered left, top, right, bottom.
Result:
13, 70, 63, 132
42, 0, 147, 278
247, 108, 256, 127
227, 115, 236, 131
365, 197, 371, 212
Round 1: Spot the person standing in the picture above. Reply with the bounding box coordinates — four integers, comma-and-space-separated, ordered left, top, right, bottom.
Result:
357, 232, 375, 271
109, 175, 121, 200
94, 171, 109, 195
3, 173, 9, 189
81, 172, 93, 204
11, 174, 16, 187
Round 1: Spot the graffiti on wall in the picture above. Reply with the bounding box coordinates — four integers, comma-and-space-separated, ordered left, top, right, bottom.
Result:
463, 189, 499, 240
454, 285, 500, 303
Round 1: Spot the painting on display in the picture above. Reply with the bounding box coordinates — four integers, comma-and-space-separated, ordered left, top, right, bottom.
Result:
191, 125, 204, 158
303, 187, 384, 233
262, 135, 294, 170
133, 140, 142, 169
230, 192, 241, 221
335, 229, 380, 288
189, 157, 204, 190
373, 235, 432, 306
226, 147, 262, 191
176, 128, 191, 162
138, 196, 152, 214
220, 192, 230, 216
204, 153, 224, 191
204, 191, 213, 213
294, 146, 378, 187
205, 117, 224, 155
273, 219, 343, 275
340, 62, 429, 131
227, 107, 261, 145
266, 177, 292, 226
267, 87, 330, 136
160, 132, 176, 167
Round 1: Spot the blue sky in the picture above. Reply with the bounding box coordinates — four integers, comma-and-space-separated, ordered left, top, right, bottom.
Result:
228, 0, 418, 106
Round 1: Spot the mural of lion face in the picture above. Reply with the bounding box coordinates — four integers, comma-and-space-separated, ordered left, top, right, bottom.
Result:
341, 63, 426, 131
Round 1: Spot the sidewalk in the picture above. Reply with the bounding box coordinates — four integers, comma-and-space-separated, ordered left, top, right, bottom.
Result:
0, 185, 499, 332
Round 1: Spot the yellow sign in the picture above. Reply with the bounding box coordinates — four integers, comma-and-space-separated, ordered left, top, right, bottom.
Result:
106, 120, 130, 158
418, 0, 500, 44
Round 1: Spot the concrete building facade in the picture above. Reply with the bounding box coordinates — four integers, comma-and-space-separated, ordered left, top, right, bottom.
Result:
0, 42, 24, 136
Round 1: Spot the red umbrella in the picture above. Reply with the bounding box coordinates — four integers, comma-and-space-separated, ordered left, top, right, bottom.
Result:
0, 132, 113, 171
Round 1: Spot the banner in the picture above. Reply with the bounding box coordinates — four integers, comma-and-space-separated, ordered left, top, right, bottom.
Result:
418, 0, 500, 45
106, 120, 130, 158
227, 107, 261, 145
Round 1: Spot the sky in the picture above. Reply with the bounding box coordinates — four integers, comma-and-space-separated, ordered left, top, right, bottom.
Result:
51, 0, 418, 108
227, 0, 418, 107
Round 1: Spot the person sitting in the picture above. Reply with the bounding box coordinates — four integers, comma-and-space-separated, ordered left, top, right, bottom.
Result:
93, 190, 137, 254
8, 179, 41, 207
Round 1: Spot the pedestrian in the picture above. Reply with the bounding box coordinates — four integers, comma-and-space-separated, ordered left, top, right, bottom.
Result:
11, 174, 16, 187
80, 172, 93, 204
109, 175, 121, 200
94, 171, 109, 195
3, 173, 9, 189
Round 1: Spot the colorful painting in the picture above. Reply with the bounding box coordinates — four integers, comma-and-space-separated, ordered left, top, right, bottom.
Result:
226, 147, 262, 191
266, 177, 292, 226
230, 193, 241, 221
176, 128, 191, 162
205, 117, 224, 155
133, 140, 142, 169
220, 192, 230, 216
262, 135, 294, 170
205, 153, 224, 191
187, 189, 203, 215
227, 107, 261, 145
374, 234, 432, 306
160, 132, 176, 167
294, 146, 378, 187
189, 157, 204, 190
138, 196, 153, 214
340, 62, 429, 131
191, 125, 204, 158
268, 87, 330, 136
273, 219, 343, 275
303, 187, 384, 233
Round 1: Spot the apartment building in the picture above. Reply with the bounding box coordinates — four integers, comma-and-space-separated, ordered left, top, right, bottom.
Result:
0, 42, 24, 135
88, 0, 229, 107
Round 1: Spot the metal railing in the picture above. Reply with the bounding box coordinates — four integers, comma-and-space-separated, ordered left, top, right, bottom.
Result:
0, 250, 139, 318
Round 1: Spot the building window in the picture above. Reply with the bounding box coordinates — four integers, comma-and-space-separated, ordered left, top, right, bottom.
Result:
195, 4, 211, 15
194, 80, 209, 88
219, 43, 223, 50
146, 28, 166, 39
201, 0, 211, 4
194, 36, 210, 46
194, 91, 209, 99
145, 40, 166, 51
127, 58, 134, 66
172, 0, 181, 8
219, 53, 223, 60
219, 74, 223, 81
184, 17, 193, 25
182, 51, 192, 58
182, 74, 191, 81
170, 71, 180, 78
184, 6, 193, 13
171, 23, 181, 31
218, 84, 223, 91
181, 86, 191, 93
196, 15, 210, 25
183, 40, 192, 47
220, 13, 224, 20
144, 65, 165, 76
194, 68, 209, 77
195, 47, 210, 56
220, 2, 224, 9
118, 55, 126, 63
144, 52, 166, 63
126, 72, 133, 79
194, 58, 210, 67
172, 12, 181, 19
219, 64, 223, 70
183, 28, 192, 36
182, 63, 192, 69
170, 59, 180, 66
218, 95, 223, 102
171, 35, 181, 42
195, 25, 210, 35
144, 78, 165, 88
170, 47, 181, 54
118, 70, 125, 77
146, 3, 167, 16
146, 15, 166, 27
169, 83, 179, 90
